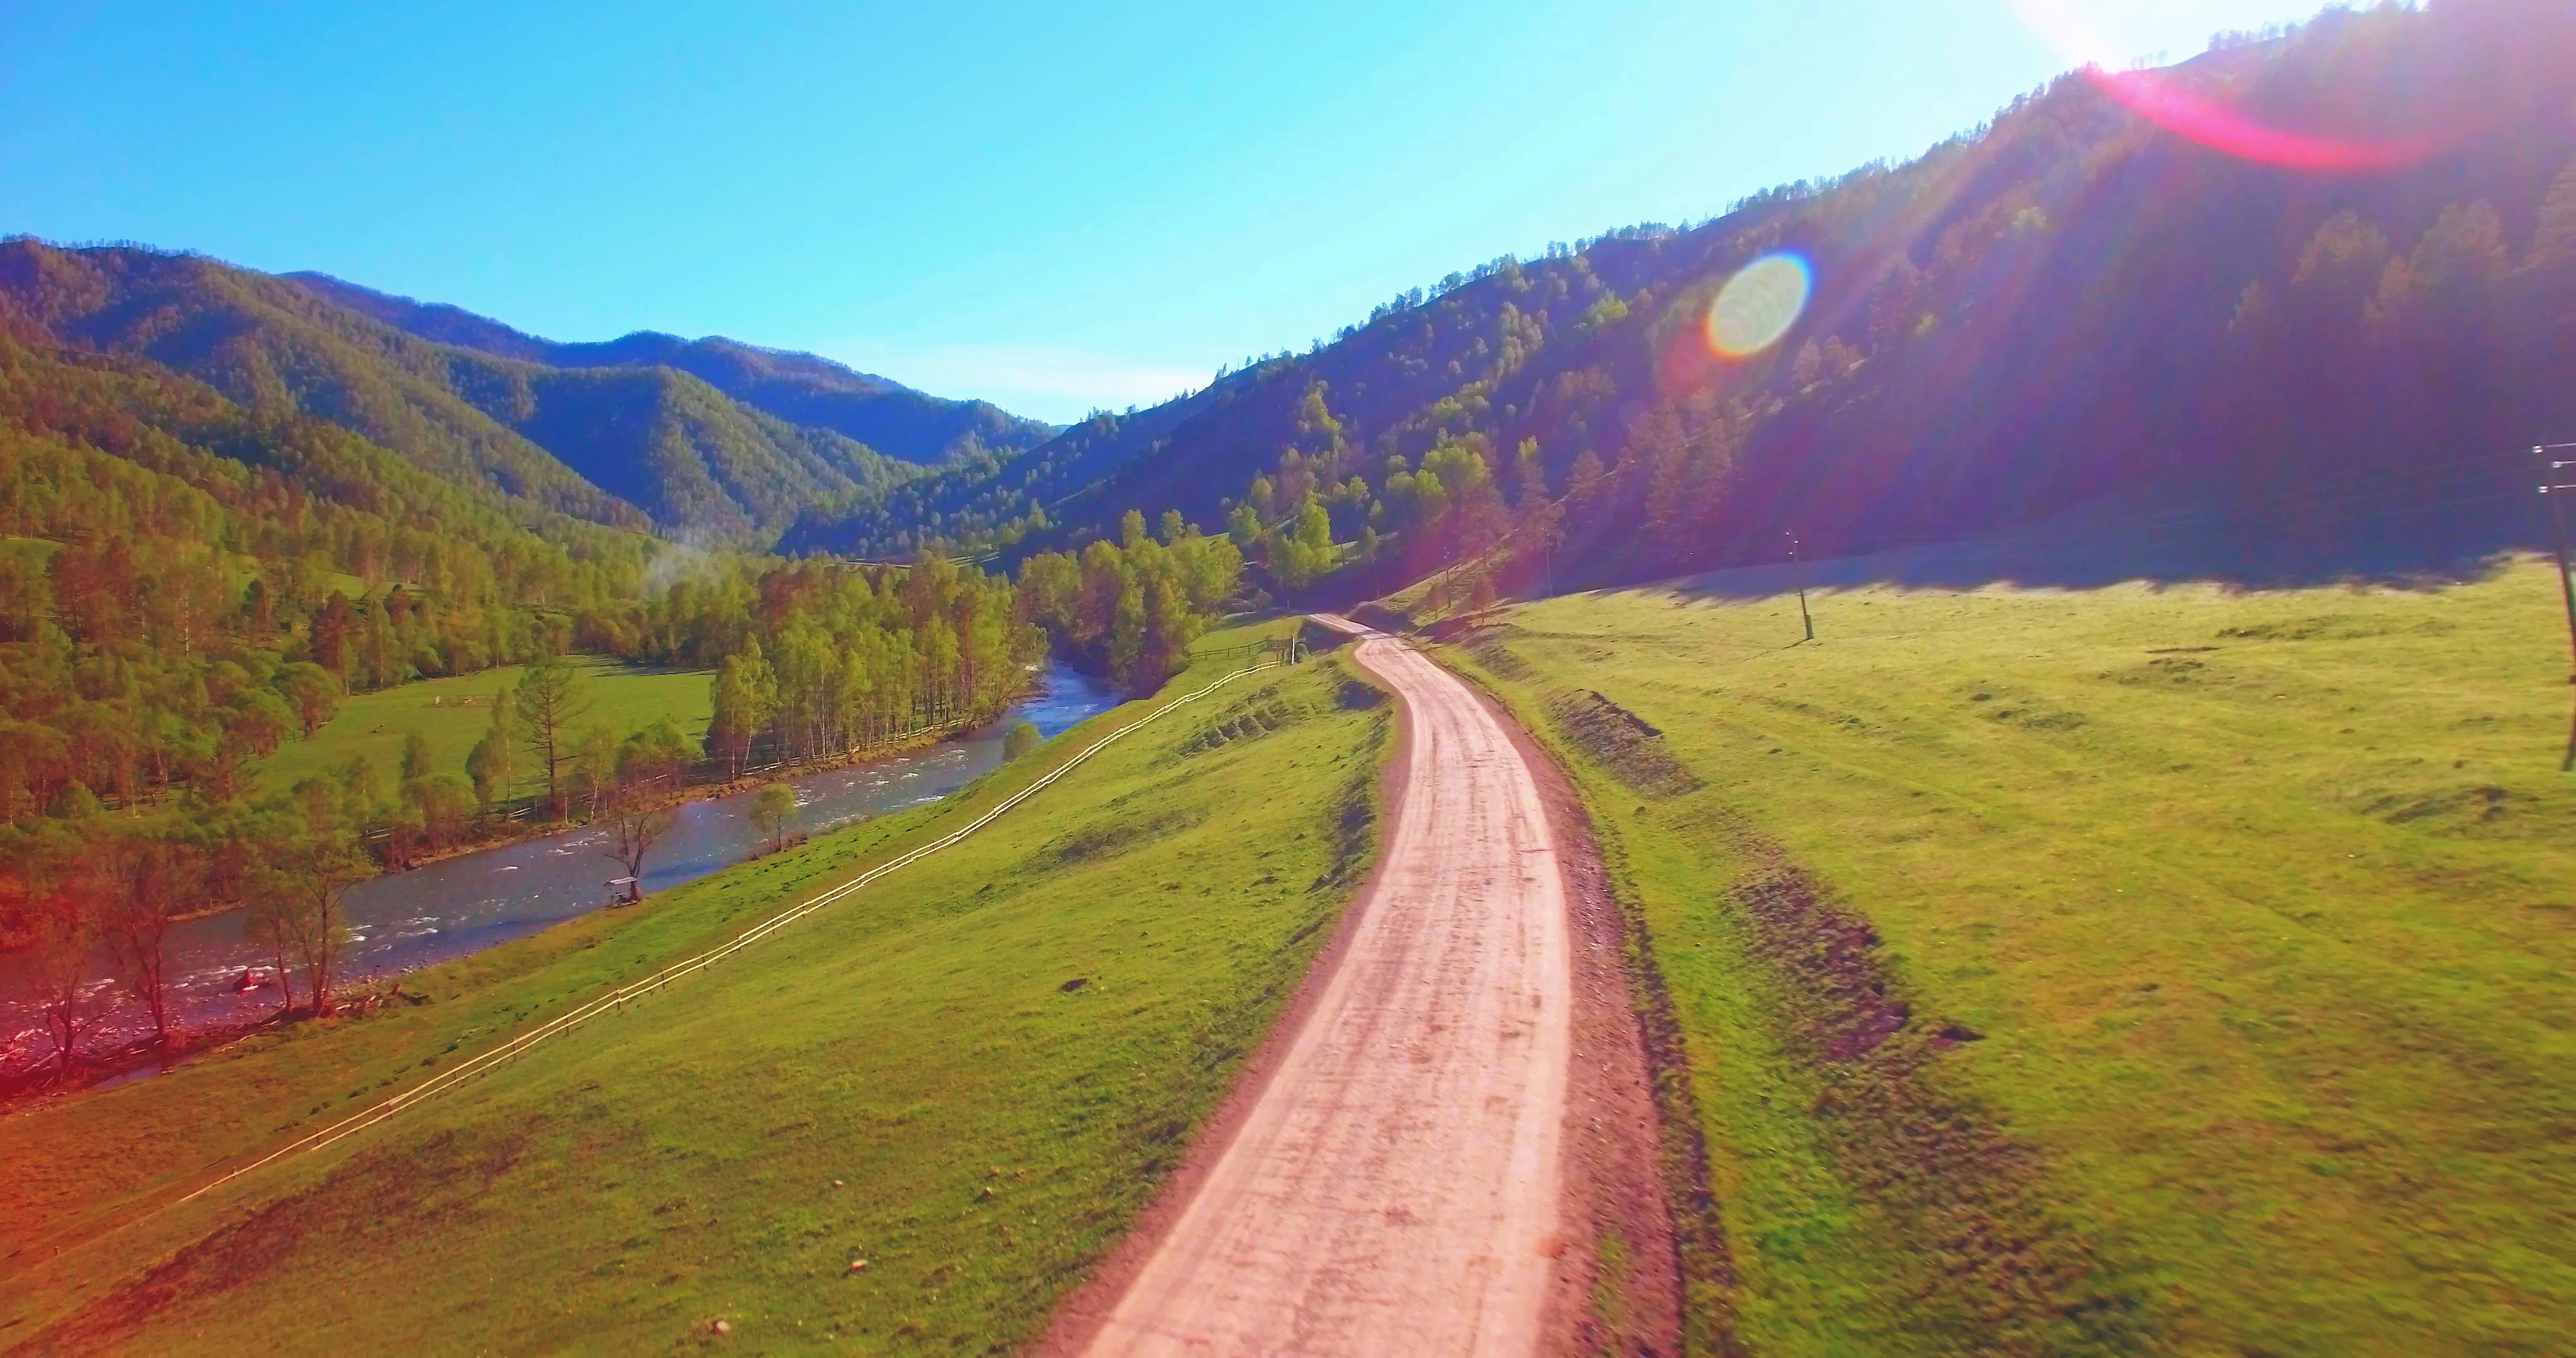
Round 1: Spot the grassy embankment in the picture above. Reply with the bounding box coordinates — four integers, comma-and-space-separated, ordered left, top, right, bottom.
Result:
1442, 557, 2574, 1357
249, 657, 714, 795
0, 618, 1389, 1354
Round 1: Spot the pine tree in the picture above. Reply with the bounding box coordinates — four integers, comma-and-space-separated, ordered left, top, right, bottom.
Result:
514, 656, 590, 819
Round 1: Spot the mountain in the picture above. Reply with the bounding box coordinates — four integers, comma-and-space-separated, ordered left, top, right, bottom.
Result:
0, 240, 645, 532
0, 242, 927, 546
283, 272, 1059, 466
786, 1, 2576, 592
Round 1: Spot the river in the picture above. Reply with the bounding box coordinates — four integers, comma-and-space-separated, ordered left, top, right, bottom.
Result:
0, 660, 1124, 1075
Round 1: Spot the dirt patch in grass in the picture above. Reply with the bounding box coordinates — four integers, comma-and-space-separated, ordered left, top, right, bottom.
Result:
2216, 614, 2453, 643
1726, 829, 2150, 1355
1177, 687, 1311, 757
1422, 617, 1536, 682
32, 1127, 531, 1356
1035, 805, 1208, 866
1465, 634, 1535, 682
1550, 690, 1702, 797
2360, 782, 2511, 827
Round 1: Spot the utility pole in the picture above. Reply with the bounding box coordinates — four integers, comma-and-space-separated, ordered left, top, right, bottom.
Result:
1787, 530, 1814, 643
2543, 444, 2576, 684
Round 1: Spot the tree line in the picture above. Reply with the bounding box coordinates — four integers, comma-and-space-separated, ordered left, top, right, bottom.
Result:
0, 536, 1209, 1074
1014, 511, 1244, 692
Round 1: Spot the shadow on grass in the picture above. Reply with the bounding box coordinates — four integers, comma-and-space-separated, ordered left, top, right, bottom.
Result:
1633, 495, 2545, 604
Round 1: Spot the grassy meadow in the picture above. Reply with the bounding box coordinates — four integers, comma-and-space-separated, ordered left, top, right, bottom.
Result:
0, 619, 1387, 1354
248, 657, 715, 797
1442, 556, 2575, 1357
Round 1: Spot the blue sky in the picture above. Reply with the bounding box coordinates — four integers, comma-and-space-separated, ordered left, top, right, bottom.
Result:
3, 1, 2333, 422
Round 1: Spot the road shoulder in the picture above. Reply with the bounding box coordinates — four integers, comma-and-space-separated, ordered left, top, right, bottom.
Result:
1467, 673, 1687, 1357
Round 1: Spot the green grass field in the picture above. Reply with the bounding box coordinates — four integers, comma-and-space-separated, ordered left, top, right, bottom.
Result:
0, 619, 1386, 1354
1441, 555, 2575, 1355
250, 657, 715, 798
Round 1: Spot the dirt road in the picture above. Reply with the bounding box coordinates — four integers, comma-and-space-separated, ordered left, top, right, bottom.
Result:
1078, 617, 1574, 1357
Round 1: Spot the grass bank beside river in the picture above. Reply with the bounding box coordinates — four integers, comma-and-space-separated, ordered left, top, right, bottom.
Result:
1, 619, 1389, 1354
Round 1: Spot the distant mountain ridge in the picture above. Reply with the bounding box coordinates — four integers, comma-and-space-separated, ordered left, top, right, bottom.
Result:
0, 242, 990, 546
283, 272, 1057, 466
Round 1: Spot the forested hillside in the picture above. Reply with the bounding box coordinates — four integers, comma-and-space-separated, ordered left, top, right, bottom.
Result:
287, 272, 1058, 466
0, 243, 923, 547
787, 2, 2576, 598
0, 321, 648, 821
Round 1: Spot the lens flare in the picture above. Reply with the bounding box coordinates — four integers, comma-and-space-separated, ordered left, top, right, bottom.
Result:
1706, 253, 1811, 360
2009, 0, 2441, 173
2083, 67, 2440, 173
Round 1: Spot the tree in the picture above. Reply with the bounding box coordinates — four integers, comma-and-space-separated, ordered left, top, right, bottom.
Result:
334, 754, 382, 824
466, 687, 517, 810
920, 616, 960, 723
751, 782, 797, 855
242, 844, 301, 1018
831, 650, 877, 755
102, 826, 201, 1047
404, 773, 474, 853
1567, 448, 1607, 506
572, 721, 621, 819
618, 718, 694, 794
599, 780, 676, 903
1510, 438, 1546, 511
248, 819, 370, 1017
399, 729, 433, 782
514, 655, 590, 819
1108, 581, 1146, 685
708, 641, 779, 778
52, 780, 103, 820
1228, 502, 1263, 552
225, 688, 293, 759
1074, 541, 1128, 650
1002, 721, 1041, 762
3, 844, 105, 1073
1137, 577, 1201, 692
277, 663, 340, 737
1272, 495, 1335, 593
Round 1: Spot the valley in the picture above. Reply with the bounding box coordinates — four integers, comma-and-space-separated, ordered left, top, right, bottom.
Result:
4, 0, 2575, 1352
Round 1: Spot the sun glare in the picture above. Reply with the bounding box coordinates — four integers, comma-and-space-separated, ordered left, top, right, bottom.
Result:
2010, 0, 2441, 172
1706, 253, 1812, 360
